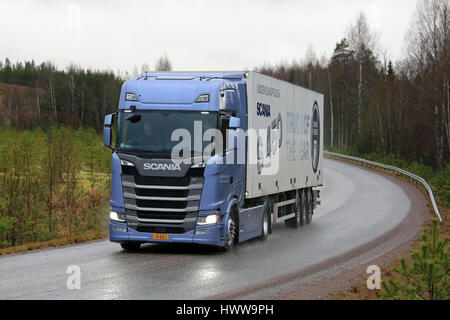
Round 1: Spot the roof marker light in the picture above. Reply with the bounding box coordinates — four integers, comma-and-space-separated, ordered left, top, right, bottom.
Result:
125, 93, 138, 102
196, 94, 210, 103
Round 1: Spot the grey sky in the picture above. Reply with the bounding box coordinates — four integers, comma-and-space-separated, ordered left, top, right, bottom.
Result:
0, 0, 417, 74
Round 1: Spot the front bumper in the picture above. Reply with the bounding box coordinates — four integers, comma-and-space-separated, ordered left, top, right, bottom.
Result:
109, 220, 224, 247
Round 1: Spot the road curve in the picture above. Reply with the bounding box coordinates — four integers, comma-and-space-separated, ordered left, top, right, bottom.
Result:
0, 159, 418, 299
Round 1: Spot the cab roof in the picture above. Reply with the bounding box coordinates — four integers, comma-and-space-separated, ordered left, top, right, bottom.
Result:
119, 72, 247, 111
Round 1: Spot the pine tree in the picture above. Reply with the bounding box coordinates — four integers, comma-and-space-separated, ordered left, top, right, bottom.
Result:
382, 219, 449, 300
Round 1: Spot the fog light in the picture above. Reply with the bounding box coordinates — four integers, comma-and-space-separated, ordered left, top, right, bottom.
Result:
196, 229, 210, 235
110, 211, 126, 222
113, 225, 127, 232
197, 213, 219, 226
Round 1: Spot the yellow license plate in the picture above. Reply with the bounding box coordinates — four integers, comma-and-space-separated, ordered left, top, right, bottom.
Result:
153, 234, 169, 240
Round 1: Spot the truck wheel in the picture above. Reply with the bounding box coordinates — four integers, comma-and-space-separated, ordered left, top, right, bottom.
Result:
305, 189, 313, 225
120, 242, 141, 251
222, 210, 238, 251
285, 192, 304, 229
260, 203, 270, 240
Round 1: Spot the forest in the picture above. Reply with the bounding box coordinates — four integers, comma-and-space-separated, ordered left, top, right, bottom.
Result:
0, 0, 448, 250
0, 126, 110, 248
258, 1, 449, 172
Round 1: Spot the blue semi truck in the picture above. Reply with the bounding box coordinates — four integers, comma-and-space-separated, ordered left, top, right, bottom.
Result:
104, 71, 323, 251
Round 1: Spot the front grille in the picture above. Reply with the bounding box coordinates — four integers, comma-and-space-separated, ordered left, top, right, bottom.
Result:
136, 211, 187, 220
135, 174, 191, 187
121, 162, 204, 233
136, 188, 189, 198
135, 199, 188, 209
122, 166, 137, 175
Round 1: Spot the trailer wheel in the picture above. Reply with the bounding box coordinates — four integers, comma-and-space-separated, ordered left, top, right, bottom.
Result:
260, 203, 271, 240
222, 209, 238, 251
120, 242, 141, 251
285, 191, 304, 229
305, 189, 313, 225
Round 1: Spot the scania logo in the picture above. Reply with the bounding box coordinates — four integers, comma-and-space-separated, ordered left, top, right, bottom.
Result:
143, 163, 182, 171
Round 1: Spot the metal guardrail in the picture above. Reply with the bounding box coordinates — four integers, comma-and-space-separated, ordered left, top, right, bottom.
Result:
324, 151, 443, 222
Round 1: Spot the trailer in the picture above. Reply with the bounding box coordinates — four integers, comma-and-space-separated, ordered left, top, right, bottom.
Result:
104, 71, 323, 251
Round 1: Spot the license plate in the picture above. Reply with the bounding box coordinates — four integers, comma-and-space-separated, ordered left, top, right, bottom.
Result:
153, 234, 169, 240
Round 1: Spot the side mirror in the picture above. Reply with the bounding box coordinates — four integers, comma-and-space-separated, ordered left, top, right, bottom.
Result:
229, 117, 240, 129
104, 114, 113, 127
104, 114, 114, 149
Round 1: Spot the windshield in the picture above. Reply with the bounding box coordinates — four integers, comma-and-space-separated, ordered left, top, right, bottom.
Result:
116, 110, 218, 157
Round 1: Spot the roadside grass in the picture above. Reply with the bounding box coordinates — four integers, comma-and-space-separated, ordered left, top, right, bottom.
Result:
0, 169, 110, 255
326, 153, 449, 300
0, 126, 112, 253
0, 196, 111, 256
0, 229, 108, 256
78, 169, 110, 189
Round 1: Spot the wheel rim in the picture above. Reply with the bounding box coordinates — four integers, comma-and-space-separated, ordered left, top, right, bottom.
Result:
306, 191, 312, 223
296, 201, 302, 225
263, 210, 269, 235
301, 193, 307, 225
226, 216, 236, 247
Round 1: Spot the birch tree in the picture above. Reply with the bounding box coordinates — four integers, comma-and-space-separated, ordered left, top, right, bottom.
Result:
347, 13, 379, 135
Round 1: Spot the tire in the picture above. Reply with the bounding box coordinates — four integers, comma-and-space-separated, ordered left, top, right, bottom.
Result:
305, 189, 313, 225
285, 191, 305, 229
222, 209, 238, 251
260, 202, 271, 240
120, 242, 141, 251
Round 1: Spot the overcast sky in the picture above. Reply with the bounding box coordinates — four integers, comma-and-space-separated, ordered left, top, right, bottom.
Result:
0, 0, 418, 74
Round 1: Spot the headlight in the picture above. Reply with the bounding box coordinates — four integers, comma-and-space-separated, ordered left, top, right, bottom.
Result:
197, 213, 219, 226
120, 160, 135, 167
125, 93, 138, 102
110, 211, 126, 222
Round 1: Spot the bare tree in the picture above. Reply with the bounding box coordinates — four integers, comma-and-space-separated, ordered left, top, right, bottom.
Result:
405, 0, 450, 169
305, 44, 318, 88
132, 65, 140, 78
155, 54, 172, 71
69, 72, 76, 114
327, 69, 334, 148
347, 12, 379, 135
34, 81, 40, 118
48, 78, 57, 121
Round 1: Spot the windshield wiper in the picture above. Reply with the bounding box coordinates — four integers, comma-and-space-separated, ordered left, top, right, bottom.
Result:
126, 114, 141, 123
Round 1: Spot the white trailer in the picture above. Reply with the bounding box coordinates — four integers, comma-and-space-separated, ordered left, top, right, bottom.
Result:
245, 72, 324, 225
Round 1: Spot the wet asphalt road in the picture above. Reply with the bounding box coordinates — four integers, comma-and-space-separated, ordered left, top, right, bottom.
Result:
0, 159, 410, 299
